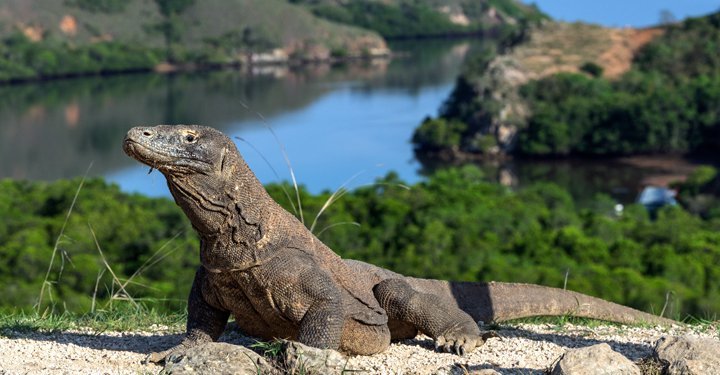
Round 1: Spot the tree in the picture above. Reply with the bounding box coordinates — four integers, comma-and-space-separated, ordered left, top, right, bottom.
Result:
659, 9, 677, 25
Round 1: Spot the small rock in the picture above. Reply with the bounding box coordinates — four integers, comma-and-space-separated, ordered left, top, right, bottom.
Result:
550, 343, 640, 375
654, 335, 720, 375
280, 340, 348, 373
161, 342, 277, 375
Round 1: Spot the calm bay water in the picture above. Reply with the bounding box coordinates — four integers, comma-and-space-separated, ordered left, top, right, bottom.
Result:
0, 40, 471, 196
0, 39, 704, 203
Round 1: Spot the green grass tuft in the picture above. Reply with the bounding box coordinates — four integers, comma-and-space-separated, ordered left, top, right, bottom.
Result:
0, 305, 185, 337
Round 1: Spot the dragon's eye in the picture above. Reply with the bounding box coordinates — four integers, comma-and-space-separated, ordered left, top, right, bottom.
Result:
185, 134, 197, 143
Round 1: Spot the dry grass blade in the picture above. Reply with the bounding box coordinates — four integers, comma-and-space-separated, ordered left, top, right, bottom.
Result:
91, 268, 106, 314
660, 291, 673, 318
35, 162, 93, 315
88, 224, 139, 309
316, 221, 361, 237
309, 170, 365, 233
310, 180, 411, 234
235, 136, 299, 217
119, 230, 185, 292
239, 100, 304, 224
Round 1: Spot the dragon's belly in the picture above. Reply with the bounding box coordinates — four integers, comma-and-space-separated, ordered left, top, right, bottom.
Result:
205, 270, 301, 340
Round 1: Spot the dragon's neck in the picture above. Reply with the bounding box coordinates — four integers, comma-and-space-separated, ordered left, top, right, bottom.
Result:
166, 163, 274, 270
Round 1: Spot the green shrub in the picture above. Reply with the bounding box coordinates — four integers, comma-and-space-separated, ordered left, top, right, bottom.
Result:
4, 169, 720, 317
412, 117, 468, 151
580, 62, 603, 77
0, 32, 162, 82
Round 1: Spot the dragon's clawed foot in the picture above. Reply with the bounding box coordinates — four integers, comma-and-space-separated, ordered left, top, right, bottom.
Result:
142, 345, 188, 365
434, 323, 497, 356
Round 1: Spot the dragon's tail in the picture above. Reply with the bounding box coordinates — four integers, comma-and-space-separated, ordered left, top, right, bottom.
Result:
404, 277, 674, 326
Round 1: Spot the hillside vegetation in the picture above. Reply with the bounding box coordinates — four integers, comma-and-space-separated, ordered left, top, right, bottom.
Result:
2, 166, 720, 319
0, 0, 544, 82
0, 0, 385, 82
413, 12, 720, 159
291, 0, 546, 38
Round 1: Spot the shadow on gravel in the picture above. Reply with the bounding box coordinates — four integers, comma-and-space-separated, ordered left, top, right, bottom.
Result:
1, 324, 257, 355
4, 323, 654, 374
495, 325, 655, 360
400, 325, 653, 359
462, 365, 545, 375
398, 325, 655, 375
2, 330, 184, 354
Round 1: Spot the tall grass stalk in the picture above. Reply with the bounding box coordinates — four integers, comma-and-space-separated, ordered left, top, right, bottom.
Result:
239, 100, 304, 224
310, 181, 410, 235
88, 224, 140, 309
88, 224, 187, 311
235, 136, 299, 218
309, 171, 365, 233
35, 162, 93, 315
236, 100, 412, 237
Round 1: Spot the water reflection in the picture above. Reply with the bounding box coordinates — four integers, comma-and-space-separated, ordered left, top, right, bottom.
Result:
1, 37, 706, 202
0, 39, 475, 195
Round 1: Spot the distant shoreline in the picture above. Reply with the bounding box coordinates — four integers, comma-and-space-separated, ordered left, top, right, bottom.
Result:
0, 49, 392, 86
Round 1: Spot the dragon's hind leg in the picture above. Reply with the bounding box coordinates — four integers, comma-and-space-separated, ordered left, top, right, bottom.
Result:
373, 278, 485, 355
338, 319, 391, 355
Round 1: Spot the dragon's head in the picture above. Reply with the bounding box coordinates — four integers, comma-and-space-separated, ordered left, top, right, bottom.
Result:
124, 124, 266, 236
123, 125, 233, 176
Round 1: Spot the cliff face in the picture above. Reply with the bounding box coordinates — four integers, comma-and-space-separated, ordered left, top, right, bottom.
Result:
476, 22, 664, 153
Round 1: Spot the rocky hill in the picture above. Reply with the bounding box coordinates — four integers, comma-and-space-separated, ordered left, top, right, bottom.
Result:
0, 0, 543, 82
466, 22, 664, 155
0, 0, 387, 82
292, 0, 547, 38
413, 11, 720, 159
0, 0, 385, 54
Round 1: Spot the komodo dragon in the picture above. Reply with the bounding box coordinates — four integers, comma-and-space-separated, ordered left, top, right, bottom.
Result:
123, 125, 673, 361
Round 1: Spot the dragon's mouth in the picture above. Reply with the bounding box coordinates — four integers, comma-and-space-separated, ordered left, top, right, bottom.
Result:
123, 137, 214, 175
123, 139, 163, 167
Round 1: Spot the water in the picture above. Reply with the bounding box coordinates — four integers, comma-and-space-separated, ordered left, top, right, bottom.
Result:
0, 38, 705, 203
0, 40, 472, 196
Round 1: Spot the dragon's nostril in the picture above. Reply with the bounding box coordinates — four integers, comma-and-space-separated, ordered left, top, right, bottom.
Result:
143, 130, 153, 136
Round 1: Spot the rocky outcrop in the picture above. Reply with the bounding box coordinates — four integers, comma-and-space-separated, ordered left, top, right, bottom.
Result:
279, 340, 348, 373
461, 22, 663, 154
550, 343, 641, 375
161, 340, 348, 375
545, 335, 720, 375
654, 335, 720, 375
161, 342, 278, 375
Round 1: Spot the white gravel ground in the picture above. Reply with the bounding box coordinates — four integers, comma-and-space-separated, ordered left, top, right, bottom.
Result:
0, 323, 717, 374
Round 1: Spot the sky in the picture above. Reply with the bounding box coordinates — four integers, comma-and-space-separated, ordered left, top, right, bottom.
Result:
521, 0, 719, 28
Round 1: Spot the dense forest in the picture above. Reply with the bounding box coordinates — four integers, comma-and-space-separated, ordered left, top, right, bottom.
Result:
2, 165, 719, 320
413, 11, 720, 159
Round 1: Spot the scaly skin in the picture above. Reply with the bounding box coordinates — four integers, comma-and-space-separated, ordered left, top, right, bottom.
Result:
123, 125, 673, 361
